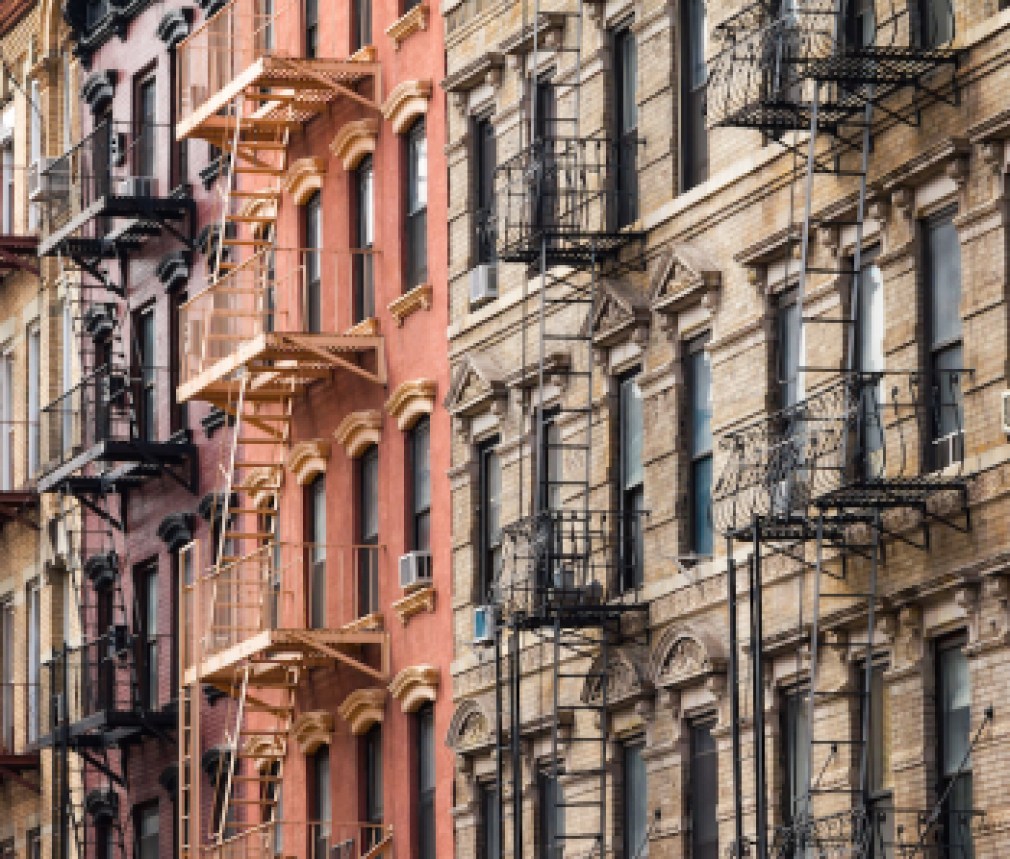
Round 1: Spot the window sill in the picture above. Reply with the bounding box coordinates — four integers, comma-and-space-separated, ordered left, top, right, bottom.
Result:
386, 4, 430, 49
388, 282, 433, 326
392, 585, 436, 624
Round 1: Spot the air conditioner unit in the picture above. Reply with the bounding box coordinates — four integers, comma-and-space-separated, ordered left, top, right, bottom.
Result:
398, 550, 433, 590
933, 429, 964, 471
1002, 391, 1010, 434
28, 157, 62, 202
469, 262, 498, 306
473, 605, 496, 646
116, 176, 154, 198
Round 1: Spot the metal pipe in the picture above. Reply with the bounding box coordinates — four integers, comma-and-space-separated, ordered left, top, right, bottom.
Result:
727, 539, 744, 857
751, 520, 768, 859
510, 620, 523, 859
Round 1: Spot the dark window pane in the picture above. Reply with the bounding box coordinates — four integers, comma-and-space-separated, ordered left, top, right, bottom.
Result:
620, 375, 643, 490
927, 216, 962, 349
938, 640, 973, 858
778, 293, 802, 409
417, 706, 436, 859
614, 28, 638, 227
784, 692, 810, 825
538, 771, 564, 859
481, 784, 500, 859
358, 447, 379, 616
623, 744, 648, 859
691, 722, 719, 859
479, 439, 501, 601
411, 419, 431, 551
308, 476, 326, 628
474, 116, 497, 263
354, 157, 375, 322
305, 0, 318, 56
364, 725, 384, 845
691, 455, 713, 556
304, 192, 322, 331
681, 0, 708, 189
354, 0, 372, 49
406, 122, 428, 288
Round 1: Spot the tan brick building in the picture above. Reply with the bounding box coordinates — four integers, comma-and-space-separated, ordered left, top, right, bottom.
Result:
442, 0, 1010, 855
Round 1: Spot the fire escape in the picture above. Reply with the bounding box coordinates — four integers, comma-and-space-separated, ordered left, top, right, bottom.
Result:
483, 0, 649, 855
174, 0, 390, 854
707, 0, 990, 856
34, 99, 197, 858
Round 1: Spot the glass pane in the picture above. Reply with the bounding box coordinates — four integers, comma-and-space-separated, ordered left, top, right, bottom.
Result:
868, 664, 891, 793
624, 744, 648, 859
691, 723, 718, 859
366, 727, 383, 822
927, 216, 962, 349
617, 30, 637, 134
482, 785, 500, 859
418, 706, 435, 791
413, 421, 431, 517
778, 297, 801, 408
688, 344, 712, 457
360, 449, 379, 541
358, 159, 374, 246
933, 344, 964, 443
486, 449, 501, 544
687, 0, 707, 89
691, 455, 713, 556
940, 644, 971, 775
620, 376, 643, 489
786, 693, 810, 822
409, 125, 428, 213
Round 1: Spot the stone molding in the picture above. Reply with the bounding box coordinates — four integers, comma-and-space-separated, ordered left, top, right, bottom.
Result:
381, 79, 432, 134
242, 467, 279, 510
446, 698, 493, 754
389, 664, 440, 712
330, 118, 380, 170
589, 278, 651, 353
391, 585, 436, 623
286, 439, 330, 485
290, 710, 334, 754
284, 157, 327, 205
581, 645, 653, 709
650, 241, 723, 318
649, 624, 727, 690
334, 410, 382, 458
388, 282, 433, 325
385, 378, 437, 430
338, 687, 387, 735
444, 353, 508, 419
385, 3, 429, 48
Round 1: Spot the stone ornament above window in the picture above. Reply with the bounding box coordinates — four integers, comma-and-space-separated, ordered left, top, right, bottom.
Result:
284, 157, 327, 205
330, 118, 380, 171
385, 378, 437, 431
444, 354, 508, 439
580, 645, 652, 709
334, 410, 383, 458
381, 79, 433, 135
648, 624, 727, 690
385, 3, 430, 49
499, 11, 566, 57
290, 710, 334, 754
338, 687, 387, 735
650, 242, 723, 318
155, 7, 194, 49
286, 439, 330, 485
446, 698, 493, 755
156, 512, 194, 552
241, 467, 278, 510
442, 52, 505, 94
388, 664, 440, 713
243, 735, 283, 774
81, 69, 116, 116
387, 282, 433, 326
589, 279, 651, 353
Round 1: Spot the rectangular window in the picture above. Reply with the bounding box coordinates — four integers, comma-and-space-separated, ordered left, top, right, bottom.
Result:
681, 0, 708, 190
364, 726, 384, 848
135, 803, 159, 859
64, 54, 73, 151
473, 115, 496, 264
618, 372, 644, 591
532, 78, 556, 230
410, 418, 431, 552
354, 156, 375, 322
27, 582, 40, 742
777, 289, 802, 410
405, 120, 428, 289
311, 746, 331, 857
134, 74, 157, 181
686, 335, 712, 556
135, 305, 157, 442
26, 830, 40, 859
63, 301, 74, 453
307, 476, 326, 629
937, 636, 973, 858
623, 743, 647, 859
29, 80, 40, 230
353, 0, 372, 51
136, 561, 159, 710
782, 691, 810, 828
537, 770, 564, 859
417, 704, 436, 859
478, 438, 501, 603
924, 211, 963, 469
256, 0, 275, 53
538, 409, 561, 515
304, 191, 322, 332
305, 0, 318, 57
1, 147, 11, 233
690, 720, 718, 859
0, 602, 12, 750
613, 26, 638, 227
358, 446, 379, 617
27, 325, 40, 474
866, 662, 894, 858
855, 248, 885, 478
481, 783, 500, 859
919, 0, 952, 48
0, 351, 13, 489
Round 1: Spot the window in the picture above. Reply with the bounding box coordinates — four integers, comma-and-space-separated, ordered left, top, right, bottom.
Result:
480, 783, 500, 859
358, 446, 379, 617
0, 601, 12, 750
136, 561, 159, 710
29, 80, 40, 230
27, 325, 40, 474
924, 211, 963, 469
919, 0, 952, 48
417, 704, 436, 859
353, 0, 372, 51
855, 248, 885, 478
306, 475, 326, 629
405, 120, 428, 289
0, 351, 13, 489
311, 746, 331, 858
777, 289, 802, 410
1, 147, 11, 233
304, 0, 318, 57
403, 0, 421, 13
686, 335, 713, 555
689, 720, 718, 859
782, 690, 810, 829
135, 74, 157, 181
353, 156, 375, 322
538, 409, 561, 515
135, 305, 157, 442
135, 803, 159, 859
532, 77, 556, 230
618, 372, 644, 591
477, 438, 501, 603
537, 769, 564, 859
26, 830, 40, 859
409, 418, 431, 552
623, 743, 648, 859
866, 662, 894, 858
473, 115, 497, 264
304, 191, 322, 332
681, 0, 708, 189
27, 582, 40, 742
613, 26, 638, 227
843, 0, 875, 49
63, 301, 74, 452
96, 823, 114, 859
256, 0, 275, 53
936, 636, 973, 858
363, 725, 384, 849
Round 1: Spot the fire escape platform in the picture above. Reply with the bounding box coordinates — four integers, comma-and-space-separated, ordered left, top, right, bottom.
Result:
0, 749, 40, 770
0, 490, 39, 530
0, 234, 39, 275
178, 332, 386, 405
36, 709, 175, 750
177, 55, 381, 143
188, 627, 390, 688
36, 438, 197, 494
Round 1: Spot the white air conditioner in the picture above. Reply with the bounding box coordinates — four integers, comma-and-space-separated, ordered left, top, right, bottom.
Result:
29, 157, 62, 202
473, 605, 496, 646
1002, 391, 1010, 434
116, 176, 154, 198
398, 550, 433, 590
469, 262, 498, 306
933, 429, 964, 471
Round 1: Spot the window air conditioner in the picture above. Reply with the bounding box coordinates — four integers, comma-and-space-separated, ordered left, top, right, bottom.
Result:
473, 605, 496, 646
398, 550, 433, 590
469, 262, 498, 306
933, 430, 964, 471
116, 176, 154, 198
28, 157, 61, 202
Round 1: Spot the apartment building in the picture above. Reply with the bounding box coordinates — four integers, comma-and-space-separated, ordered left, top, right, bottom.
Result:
443, 0, 1010, 857
174, 0, 452, 857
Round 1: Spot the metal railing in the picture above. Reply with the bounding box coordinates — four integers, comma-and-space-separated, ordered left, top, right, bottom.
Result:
207, 821, 391, 859
41, 119, 181, 240
181, 541, 384, 667
713, 370, 968, 534
0, 681, 42, 754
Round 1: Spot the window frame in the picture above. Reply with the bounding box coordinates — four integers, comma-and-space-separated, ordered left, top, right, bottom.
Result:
134, 558, 160, 710
416, 703, 436, 859
353, 0, 372, 51
472, 113, 497, 265
480, 781, 500, 859
27, 324, 40, 475
622, 740, 648, 859
132, 69, 158, 182
537, 768, 564, 859
686, 333, 713, 556
303, 190, 323, 332
358, 445, 380, 617
306, 474, 327, 629
781, 687, 810, 830
310, 745, 331, 856
363, 724, 384, 849
688, 717, 719, 859
404, 119, 429, 290
133, 801, 159, 859
680, 0, 709, 190
477, 436, 502, 603
353, 155, 375, 323
304, 0, 319, 57
617, 369, 644, 591
612, 24, 638, 228
935, 633, 974, 858
409, 417, 431, 552
133, 303, 157, 442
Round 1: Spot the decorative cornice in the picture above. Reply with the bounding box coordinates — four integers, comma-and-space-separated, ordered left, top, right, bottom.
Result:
84, 551, 118, 591
330, 118, 380, 171
242, 735, 283, 772
81, 69, 117, 115
388, 282, 433, 326
446, 699, 492, 754
84, 787, 118, 823
385, 379, 437, 431
649, 624, 727, 690
198, 491, 236, 523
391, 585, 436, 624
156, 513, 194, 552
650, 242, 723, 317
82, 302, 117, 340
156, 6, 194, 48
876, 136, 971, 195
337, 687, 387, 735
158, 763, 179, 795
286, 439, 330, 485
442, 52, 505, 93
156, 251, 190, 293
385, 3, 429, 48
284, 157, 327, 205
381, 80, 432, 135
444, 353, 508, 419
200, 745, 232, 782
499, 12, 566, 55
242, 467, 279, 509
290, 710, 334, 754
388, 665, 440, 712
334, 410, 382, 458
589, 279, 651, 351
341, 611, 385, 632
